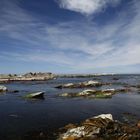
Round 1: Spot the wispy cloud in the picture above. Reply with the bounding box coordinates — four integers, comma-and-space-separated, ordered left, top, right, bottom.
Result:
57, 0, 121, 15
0, 0, 140, 73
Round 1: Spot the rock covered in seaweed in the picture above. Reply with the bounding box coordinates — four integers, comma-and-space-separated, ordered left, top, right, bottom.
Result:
58, 114, 113, 140
57, 114, 140, 140
59, 89, 97, 98
58, 88, 130, 99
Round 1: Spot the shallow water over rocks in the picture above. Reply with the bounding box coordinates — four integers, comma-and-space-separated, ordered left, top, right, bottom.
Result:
0, 74, 140, 139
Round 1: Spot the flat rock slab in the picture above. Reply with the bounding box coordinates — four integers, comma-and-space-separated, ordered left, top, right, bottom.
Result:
24, 92, 45, 99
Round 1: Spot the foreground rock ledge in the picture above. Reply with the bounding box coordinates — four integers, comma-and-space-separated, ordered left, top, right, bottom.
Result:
58, 114, 140, 140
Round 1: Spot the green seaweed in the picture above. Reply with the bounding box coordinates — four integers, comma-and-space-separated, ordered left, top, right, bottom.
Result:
95, 93, 112, 99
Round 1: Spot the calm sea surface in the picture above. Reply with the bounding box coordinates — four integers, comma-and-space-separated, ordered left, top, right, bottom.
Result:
0, 75, 140, 139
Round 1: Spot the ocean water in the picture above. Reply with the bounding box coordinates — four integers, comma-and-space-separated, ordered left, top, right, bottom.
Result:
0, 75, 140, 139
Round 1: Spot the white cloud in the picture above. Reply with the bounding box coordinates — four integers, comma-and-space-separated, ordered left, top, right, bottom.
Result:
0, 0, 140, 73
57, 0, 121, 15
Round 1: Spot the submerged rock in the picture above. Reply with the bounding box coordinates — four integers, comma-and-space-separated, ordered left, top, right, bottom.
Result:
0, 85, 7, 92
94, 93, 112, 99
122, 112, 138, 125
24, 130, 48, 140
112, 77, 119, 80
12, 90, 19, 93
24, 92, 45, 99
58, 114, 140, 140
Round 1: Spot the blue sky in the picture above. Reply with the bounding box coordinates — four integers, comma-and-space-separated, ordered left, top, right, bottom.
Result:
0, 0, 140, 74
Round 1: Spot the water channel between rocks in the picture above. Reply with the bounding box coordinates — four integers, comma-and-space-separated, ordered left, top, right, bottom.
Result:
0, 74, 140, 140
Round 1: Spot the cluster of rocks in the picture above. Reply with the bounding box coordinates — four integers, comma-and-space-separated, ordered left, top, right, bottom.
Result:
130, 84, 140, 90
23, 72, 52, 77
58, 114, 140, 140
59, 88, 131, 99
0, 85, 20, 93
0, 86, 45, 99
55, 80, 107, 89
21, 72, 56, 81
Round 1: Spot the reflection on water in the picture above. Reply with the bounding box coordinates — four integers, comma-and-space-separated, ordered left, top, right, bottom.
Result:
0, 74, 140, 139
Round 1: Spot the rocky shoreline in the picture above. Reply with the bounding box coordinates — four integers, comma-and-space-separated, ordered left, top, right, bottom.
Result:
0, 72, 56, 83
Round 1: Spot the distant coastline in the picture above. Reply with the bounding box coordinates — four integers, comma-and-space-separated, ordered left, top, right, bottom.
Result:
0, 72, 55, 83
1, 72, 140, 83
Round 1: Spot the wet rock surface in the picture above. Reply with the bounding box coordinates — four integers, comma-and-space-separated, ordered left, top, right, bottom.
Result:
0, 85, 7, 92
24, 92, 45, 99
57, 114, 140, 140
112, 77, 119, 81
